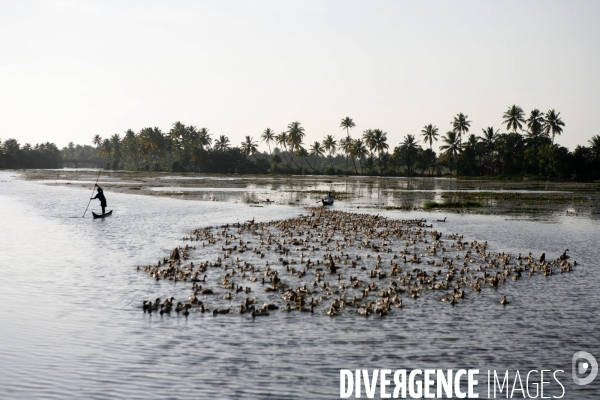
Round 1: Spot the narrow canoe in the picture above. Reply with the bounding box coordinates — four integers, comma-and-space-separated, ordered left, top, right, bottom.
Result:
92, 210, 113, 219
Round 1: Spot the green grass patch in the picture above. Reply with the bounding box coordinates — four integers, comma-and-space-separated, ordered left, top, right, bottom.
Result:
423, 200, 483, 209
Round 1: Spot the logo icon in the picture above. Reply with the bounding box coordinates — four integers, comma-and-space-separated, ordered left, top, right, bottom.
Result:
572, 351, 598, 385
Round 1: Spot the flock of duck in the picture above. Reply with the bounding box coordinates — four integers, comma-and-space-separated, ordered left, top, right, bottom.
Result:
137, 208, 577, 318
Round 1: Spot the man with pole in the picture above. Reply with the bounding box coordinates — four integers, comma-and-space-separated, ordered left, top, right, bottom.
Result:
92, 184, 108, 215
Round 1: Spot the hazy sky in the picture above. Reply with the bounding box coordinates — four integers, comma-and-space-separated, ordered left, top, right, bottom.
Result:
1, 0, 599, 153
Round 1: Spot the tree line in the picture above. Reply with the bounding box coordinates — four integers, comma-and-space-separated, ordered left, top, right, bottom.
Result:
2, 105, 600, 179
0, 139, 62, 169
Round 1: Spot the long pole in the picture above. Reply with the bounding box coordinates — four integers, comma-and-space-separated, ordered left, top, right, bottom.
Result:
82, 168, 102, 218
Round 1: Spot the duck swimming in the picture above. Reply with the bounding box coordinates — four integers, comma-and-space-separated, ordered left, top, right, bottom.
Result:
140, 208, 575, 319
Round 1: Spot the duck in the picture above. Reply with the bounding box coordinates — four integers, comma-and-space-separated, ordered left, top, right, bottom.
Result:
181, 304, 191, 316
500, 296, 509, 305
251, 308, 269, 318
213, 307, 231, 316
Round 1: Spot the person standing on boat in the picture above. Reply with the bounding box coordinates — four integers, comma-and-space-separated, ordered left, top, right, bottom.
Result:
93, 184, 107, 215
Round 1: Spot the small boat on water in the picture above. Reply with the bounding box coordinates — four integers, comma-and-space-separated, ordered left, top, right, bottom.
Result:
92, 210, 113, 219
321, 199, 334, 206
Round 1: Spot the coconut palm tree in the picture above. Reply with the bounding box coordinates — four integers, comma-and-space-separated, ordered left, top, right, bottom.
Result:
287, 121, 305, 154
371, 129, 389, 172
139, 127, 166, 165
309, 141, 325, 170
589, 135, 600, 162
240, 136, 258, 156
502, 105, 526, 133
421, 124, 439, 150
110, 133, 122, 164
198, 127, 212, 149
451, 113, 471, 147
291, 147, 309, 170
526, 109, 545, 135
92, 135, 102, 148
169, 121, 186, 158
261, 128, 276, 155
214, 135, 230, 151
399, 134, 419, 175
544, 109, 565, 145
524, 109, 547, 151
339, 137, 352, 171
99, 138, 112, 162
276, 131, 295, 167
122, 129, 138, 166
480, 127, 498, 173
350, 138, 368, 173
373, 129, 389, 155
322, 135, 337, 168
363, 129, 375, 153
439, 131, 461, 174
340, 117, 356, 171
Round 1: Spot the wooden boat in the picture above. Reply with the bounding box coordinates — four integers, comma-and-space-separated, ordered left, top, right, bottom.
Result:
321, 199, 334, 206
92, 210, 113, 219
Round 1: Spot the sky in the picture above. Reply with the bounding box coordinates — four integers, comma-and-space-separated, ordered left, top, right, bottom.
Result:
1, 0, 599, 153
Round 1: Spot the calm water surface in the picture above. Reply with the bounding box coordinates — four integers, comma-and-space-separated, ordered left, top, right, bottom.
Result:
1, 171, 599, 399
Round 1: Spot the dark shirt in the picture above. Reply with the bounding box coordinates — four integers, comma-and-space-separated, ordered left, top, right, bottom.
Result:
93, 190, 107, 207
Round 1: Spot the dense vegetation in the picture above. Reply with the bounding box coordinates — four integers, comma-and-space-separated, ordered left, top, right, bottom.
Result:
2, 105, 600, 179
0, 139, 62, 169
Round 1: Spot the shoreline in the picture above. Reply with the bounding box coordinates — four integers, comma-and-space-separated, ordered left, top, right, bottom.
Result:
14, 168, 600, 218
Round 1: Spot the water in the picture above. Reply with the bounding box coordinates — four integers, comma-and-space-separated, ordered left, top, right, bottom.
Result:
1, 171, 599, 399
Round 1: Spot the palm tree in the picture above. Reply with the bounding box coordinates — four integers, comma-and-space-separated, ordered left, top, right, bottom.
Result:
122, 129, 138, 166
276, 131, 295, 167
544, 109, 565, 145
169, 121, 186, 158
92, 135, 102, 148
526, 109, 545, 135
349, 138, 368, 173
214, 135, 230, 151
261, 128, 276, 155
421, 124, 439, 150
524, 109, 547, 151
339, 137, 352, 170
287, 121, 305, 154
502, 105, 526, 133
99, 138, 112, 162
309, 141, 325, 170
373, 130, 389, 154
139, 127, 166, 165
399, 134, 419, 175
340, 117, 356, 171
362, 129, 375, 153
198, 127, 212, 149
297, 147, 313, 170
322, 135, 337, 168
481, 127, 498, 173
371, 129, 389, 171
451, 112, 471, 147
439, 131, 461, 174
240, 136, 258, 156
110, 133, 122, 164
589, 135, 600, 162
